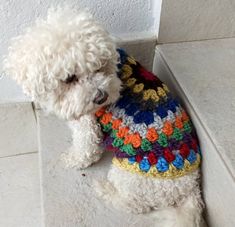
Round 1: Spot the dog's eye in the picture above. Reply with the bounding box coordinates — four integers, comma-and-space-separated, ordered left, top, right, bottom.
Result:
65, 74, 78, 84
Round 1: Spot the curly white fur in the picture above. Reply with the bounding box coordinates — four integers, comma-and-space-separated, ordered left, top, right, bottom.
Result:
95, 166, 203, 226
3, 6, 204, 226
3, 6, 121, 120
61, 114, 104, 169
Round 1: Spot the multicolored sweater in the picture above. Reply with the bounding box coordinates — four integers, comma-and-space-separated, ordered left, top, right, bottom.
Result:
96, 49, 201, 179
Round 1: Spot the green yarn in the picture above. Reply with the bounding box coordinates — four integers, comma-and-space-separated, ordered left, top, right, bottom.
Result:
158, 133, 168, 147
121, 144, 136, 155
94, 51, 202, 178
111, 129, 118, 138
171, 128, 183, 141
141, 139, 152, 151
184, 122, 192, 133
112, 138, 124, 147
103, 123, 112, 132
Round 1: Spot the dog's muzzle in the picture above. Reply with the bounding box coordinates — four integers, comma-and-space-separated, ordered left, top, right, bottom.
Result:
93, 89, 109, 105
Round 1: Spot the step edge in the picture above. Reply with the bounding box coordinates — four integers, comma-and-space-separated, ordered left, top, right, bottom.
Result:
154, 45, 235, 183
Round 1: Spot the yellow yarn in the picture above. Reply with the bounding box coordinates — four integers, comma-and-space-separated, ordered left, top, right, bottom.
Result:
127, 56, 137, 65
121, 64, 132, 79
112, 154, 201, 179
157, 87, 167, 97
143, 89, 160, 102
126, 78, 136, 87
162, 84, 169, 93
150, 90, 160, 102
133, 83, 144, 93
143, 89, 152, 100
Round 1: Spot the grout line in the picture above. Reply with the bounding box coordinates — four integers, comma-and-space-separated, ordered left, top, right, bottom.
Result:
0, 101, 32, 106
37, 114, 46, 227
156, 47, 235, 182
0, 151, 38, 159
116, 34, 157, 44
31, 102, 38, 123
157, 35, 235, 45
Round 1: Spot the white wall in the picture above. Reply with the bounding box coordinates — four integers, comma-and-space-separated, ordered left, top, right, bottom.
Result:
158, 0, 235, 43
0, 0, 162, 102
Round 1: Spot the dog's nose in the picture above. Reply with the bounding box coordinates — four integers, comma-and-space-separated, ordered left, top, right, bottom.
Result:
93, 89, 109, 105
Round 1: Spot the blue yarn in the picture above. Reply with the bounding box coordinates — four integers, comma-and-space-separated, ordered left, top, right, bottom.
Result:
187, 150, 197, 164
116, 96, 130, 109
133, 111, 154, 125
117, 48, 127, 65
156, 106, 168, 118
156, 157, 169, 172
143, 111, 154, 125
172, 154, 184, 169
174, 99, 179, 106
133, 111, 144, 124
125, 103, 139, 116
166, 99, 177, 113
128, 156, 136, 164
139, 157, 151, 172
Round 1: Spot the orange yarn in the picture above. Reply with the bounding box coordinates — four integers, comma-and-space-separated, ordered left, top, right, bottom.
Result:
175, 116, 184, 129
124, 134, 132, 144
117, 127, 129, 138
100, 113, 112, 125
162, 121, 174, 136
112, 119, 122, 130
95, 107, 106, 117
130, 133, 142, 148
146, 128, 159, 142
123, 133, 142, 147
181, 111, 189, 121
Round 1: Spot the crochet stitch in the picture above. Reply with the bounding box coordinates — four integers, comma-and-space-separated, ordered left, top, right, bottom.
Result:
96, 49, 201, 179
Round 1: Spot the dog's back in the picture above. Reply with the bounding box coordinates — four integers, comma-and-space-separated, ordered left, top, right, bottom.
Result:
96, 49, 201, 179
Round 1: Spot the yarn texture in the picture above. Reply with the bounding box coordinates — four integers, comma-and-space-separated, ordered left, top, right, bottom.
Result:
96, 49, 201, 178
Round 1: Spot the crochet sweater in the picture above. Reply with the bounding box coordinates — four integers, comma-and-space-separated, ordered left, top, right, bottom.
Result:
95, 49, 201, 179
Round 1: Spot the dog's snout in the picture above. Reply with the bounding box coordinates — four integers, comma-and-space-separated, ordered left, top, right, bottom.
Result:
93, 89, 109, 105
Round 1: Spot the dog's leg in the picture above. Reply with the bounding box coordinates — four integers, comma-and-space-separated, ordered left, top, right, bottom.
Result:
169, 189, 204, 227
61, 114, 104, 169
95, 177, 152, 214
148, 189, 204, 227
94, 164, 152, 214
96, 164, 204, 224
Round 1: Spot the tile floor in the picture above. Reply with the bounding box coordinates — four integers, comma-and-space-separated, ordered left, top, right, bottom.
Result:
0, 153, 42, 227
0, 101, 41, 227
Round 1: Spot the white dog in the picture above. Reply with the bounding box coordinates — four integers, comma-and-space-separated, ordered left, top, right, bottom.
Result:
3, 7, 204, 227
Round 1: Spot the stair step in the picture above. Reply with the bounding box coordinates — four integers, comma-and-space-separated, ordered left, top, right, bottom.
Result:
37, 110, 160, 226
0, 102, 37, 158
153, 38, 235, 227
0, 153, 42, 227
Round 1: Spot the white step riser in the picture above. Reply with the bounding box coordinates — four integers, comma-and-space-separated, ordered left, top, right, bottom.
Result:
153, 47, 235, 227
0, 102, 37, 158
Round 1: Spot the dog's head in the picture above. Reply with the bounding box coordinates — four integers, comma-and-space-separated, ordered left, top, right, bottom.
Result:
3, 6, 122, 120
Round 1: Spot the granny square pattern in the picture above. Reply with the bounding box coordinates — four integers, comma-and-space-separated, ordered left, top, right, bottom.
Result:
96, 49, 201, 179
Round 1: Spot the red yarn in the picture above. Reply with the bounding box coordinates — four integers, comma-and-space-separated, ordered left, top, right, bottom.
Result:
164, 148, 175, 162
136, 154, 143, 163
191, 138, 198, 151
139, 67, 156, 81
148, 152, 158, 165
180, 144, 190, 158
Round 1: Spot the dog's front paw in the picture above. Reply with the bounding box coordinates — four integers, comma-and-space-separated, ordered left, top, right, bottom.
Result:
60, 150, 91, 169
